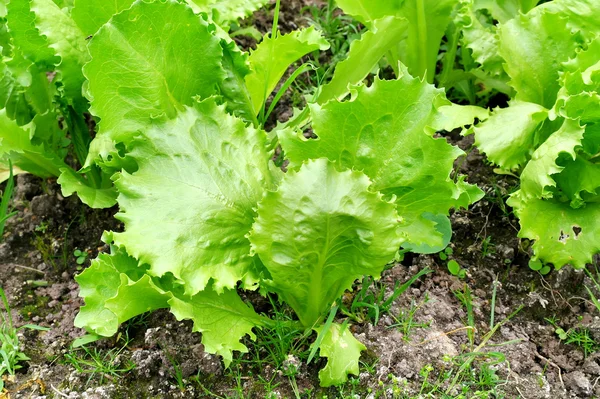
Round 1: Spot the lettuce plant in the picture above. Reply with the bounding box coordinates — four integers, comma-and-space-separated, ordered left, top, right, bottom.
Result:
323, 0, 542, 104
470, 0, 600, 268
0, 0, 272, 208
72, 0, 483, 386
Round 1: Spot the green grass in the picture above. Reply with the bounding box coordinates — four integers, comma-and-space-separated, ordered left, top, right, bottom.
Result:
1, 286, 49, 391
340, 268, 433, 326
62, 335, 135, 386
546, 317, 599, 358
0, 160, 17, 243
389, 295, 431, 342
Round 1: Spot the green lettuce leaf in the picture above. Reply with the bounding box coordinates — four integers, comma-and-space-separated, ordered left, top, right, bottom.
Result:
0, 56, 38, 125
218, 39, 257, 125
245, 26, 329, 115
74, 248, 152, 337
459, 0, 506, 78
393, 0, 456, 83
281, 72, 483, 250
513, 198, 600, 269
554, 37, 600, 122
335, 0, 404, 27
314, 323, 366, 387
0, 109, 66, 177
169, 286, 265, 367
84, 0, 224, 165
536, 0, 600, 40
112, 98, 280, 296
474, 0, 540, 23
472, 101, 548, 170
185, 0, 269, 25
517, 119, 585, 201
250, 159, 402, 327
317, 16, 408, 104
498, 10, 584, 108
30, 0, 88, 110
76, 243, 264, 366
5, 0, 58, 66
57, 168, 118, 209
71, 0, 135, 37
554, 157, 600, 207
338, 0, 456, 83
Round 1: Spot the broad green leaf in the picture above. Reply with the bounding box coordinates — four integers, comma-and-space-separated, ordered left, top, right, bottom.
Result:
57, 168, 118, 209
250, 159, 402, 327
71, 0, 135, 37
472, 101, 548, 170
74, 248, 146, 337
169, 286, 264, 367
185, 0, 269, 25
431, 103, 489, 132
459, 1, 506, 78
335, 0, 404, 26
30, 111, 69, 159
0, 109, 66, 177
498, 11, 583, 108
219, 39, 257, 125
112, 98, 280, 296
554, 156, 600, 208
401, 212, 452, 254
84, 0, 224, 164
30, 0, 88, 110
475, 0, 541, 23
317, 16, 408, 104
536, 0, 600, 40
554, 37, 600, 123
582, 123, 600, 158
518, 119, 585, 200
245, 26, 329, 114
105, 274, 171, 325
281, 74, 483, 250
514, 198, 600, 269
314, 323, 365, 387
6, 0, 58, 65
0, 54, 55, 125
0, 57, 35, 125
393, 0, 457, 83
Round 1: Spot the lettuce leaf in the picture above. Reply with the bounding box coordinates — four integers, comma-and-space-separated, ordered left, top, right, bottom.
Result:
249, 159, 402, 326
84, 0, 224, 165
112, 98, 280, 296
245, 26, 329, 115
314, 323, 366, 387
281, 69, 483, 250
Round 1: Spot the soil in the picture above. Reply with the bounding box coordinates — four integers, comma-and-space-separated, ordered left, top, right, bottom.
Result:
2, 2, 600, 399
